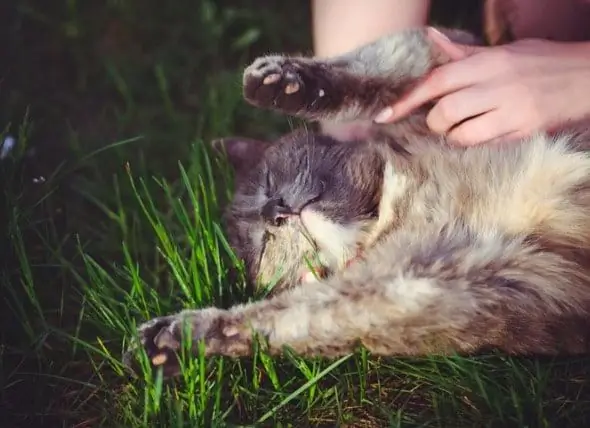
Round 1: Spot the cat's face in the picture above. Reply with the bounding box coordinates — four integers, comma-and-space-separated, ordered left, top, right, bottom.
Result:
217, 131, 387, 290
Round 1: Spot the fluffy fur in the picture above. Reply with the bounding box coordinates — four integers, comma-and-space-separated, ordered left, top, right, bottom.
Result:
124, 27, 590, 378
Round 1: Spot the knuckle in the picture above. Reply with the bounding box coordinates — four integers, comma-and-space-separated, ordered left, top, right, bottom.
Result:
437, 97, 456, 122
448, 125, 474, 145
428, 97, 458, 133
425, 108, 442, 133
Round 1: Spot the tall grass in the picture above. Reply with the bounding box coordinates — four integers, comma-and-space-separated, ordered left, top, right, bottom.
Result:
6, 127, 589, 426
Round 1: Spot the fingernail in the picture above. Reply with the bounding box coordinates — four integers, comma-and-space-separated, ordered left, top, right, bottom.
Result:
428, 27, 451, 42
374, 107, 394, 123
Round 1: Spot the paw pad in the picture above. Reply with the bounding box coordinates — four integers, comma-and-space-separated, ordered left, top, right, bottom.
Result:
242, 55, 330, 115
263, 73, 281, 85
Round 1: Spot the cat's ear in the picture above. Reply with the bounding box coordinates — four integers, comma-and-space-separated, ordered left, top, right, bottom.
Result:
211, 137, 271, 173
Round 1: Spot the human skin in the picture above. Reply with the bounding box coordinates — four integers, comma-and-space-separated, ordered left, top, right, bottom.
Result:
311, 0, 430, 57
375, 28, 590, 145
311, 0, 430, 141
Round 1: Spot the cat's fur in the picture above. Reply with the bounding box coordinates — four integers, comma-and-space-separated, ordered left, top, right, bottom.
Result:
124, 27, 590, 378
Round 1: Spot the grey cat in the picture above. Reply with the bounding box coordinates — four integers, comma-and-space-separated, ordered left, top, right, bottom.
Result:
124, 27, 590, 378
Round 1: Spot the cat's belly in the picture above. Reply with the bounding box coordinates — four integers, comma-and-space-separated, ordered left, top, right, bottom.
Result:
463, 176, 590, 244
444, 134, 590, 242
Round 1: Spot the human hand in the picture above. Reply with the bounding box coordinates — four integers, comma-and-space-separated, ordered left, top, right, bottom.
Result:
375, 27, 590, 145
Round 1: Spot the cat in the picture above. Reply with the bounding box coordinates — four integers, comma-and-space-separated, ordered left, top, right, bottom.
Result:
124, 26, 590, 379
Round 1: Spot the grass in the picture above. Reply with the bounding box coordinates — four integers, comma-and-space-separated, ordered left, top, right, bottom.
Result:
2, 0, 590, 426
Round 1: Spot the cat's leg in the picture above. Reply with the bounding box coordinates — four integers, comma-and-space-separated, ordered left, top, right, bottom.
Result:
242, 27, 475, 123
126, 226, 590, 378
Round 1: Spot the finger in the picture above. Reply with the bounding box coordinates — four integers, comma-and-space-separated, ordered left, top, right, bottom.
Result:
374, 31, 496, 125
427, 27, 487, 61
446, 110, 514, 146
426, 85, 497, 135
376, 56, 496, 124
428, 28, 469, 60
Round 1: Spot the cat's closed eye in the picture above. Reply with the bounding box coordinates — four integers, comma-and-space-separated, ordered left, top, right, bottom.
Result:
261, 197, 291, 227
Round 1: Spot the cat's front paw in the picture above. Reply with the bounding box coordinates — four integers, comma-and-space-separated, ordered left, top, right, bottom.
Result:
123, 308, 252, 379
243, 56, 331, 116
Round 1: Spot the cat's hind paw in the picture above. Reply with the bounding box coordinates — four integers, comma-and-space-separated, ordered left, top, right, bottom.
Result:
243, 55, 331, 116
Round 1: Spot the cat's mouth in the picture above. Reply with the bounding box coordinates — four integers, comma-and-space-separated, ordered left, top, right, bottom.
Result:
300, 248, 364, 282
281, 207, 367, 282
258, 206, 329, 282
258, 201, 365, 284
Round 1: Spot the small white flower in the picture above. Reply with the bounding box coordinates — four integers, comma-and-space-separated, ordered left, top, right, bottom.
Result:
32, 176, 46, 184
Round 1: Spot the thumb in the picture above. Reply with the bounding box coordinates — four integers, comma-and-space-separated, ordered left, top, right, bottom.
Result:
427, 27, 487, 61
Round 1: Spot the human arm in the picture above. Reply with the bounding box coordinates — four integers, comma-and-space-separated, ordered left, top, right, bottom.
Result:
312, 0, 431, 57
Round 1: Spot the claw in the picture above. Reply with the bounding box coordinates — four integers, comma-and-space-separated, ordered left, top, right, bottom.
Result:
151, 353, 168, 366
285, 82, 300, 95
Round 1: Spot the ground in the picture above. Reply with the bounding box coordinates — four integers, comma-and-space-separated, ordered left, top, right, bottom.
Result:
1, 1, 590, 427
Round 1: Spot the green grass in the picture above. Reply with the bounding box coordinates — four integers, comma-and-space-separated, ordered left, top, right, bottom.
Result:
2, 0, 590, 426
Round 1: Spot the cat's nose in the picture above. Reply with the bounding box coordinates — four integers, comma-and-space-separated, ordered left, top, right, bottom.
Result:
261, 198, 294, 226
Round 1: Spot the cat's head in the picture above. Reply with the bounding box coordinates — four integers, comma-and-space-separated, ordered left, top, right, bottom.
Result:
215, 130, 407, 291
